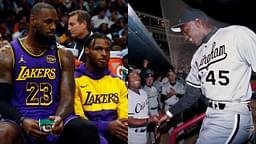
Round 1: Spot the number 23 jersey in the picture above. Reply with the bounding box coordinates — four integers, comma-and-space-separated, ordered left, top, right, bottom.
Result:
186, 25, 256, 102
11, 38, 61, 119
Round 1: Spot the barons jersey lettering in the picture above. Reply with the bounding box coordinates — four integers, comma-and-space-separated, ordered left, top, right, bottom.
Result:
186, 25, 256, 102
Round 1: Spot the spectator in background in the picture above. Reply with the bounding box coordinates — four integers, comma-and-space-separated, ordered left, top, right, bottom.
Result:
0, 31, 9, 47
0, 20, 11, 41
74, 33, 128, 144
91, 7, 111, 31
68, 9, 92, 62
97, 23, 110, 35
12, 16, 29, 39
110, 0, 127, 16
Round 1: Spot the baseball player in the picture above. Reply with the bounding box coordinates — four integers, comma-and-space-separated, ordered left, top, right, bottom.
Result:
143, 71, 160, 116
143, 71, 161, 144
128, 71, 158, 144
159, 7, 256, 144
161, 71, 185, 111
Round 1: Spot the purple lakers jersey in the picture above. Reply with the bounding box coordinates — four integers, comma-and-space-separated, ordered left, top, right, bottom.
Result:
11, 39, 61, 119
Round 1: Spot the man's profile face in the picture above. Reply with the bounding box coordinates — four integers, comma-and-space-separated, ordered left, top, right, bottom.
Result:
181, 20, 204, 46
34, 8, 58, 46
68, 15, 86, 38
87, 38, 111, 69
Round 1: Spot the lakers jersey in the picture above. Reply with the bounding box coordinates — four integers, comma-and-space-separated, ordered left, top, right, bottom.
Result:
74, 64, 128, 133
11, 38, 61, 119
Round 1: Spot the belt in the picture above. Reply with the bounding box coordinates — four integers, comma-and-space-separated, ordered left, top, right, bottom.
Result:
208, 101, 226, 110
135, 128, 146, 133
208, 101, 251, 111
150, 107, 158, 110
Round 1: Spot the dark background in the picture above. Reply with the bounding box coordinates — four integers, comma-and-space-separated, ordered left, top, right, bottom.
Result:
129, 0, 256, 31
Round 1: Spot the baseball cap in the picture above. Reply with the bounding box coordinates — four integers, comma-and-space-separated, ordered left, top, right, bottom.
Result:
145, 70, 154, 78
171, 7, 208, 32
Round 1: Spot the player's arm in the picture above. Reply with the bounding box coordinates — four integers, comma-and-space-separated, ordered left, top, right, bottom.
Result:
128, 116, 159, 127
168, 83, 202, 116
0, 46, 23, 122
117, 80, 128, 119
74, 79, 87, 119
56, 49, 75, 119
159, 84, 202, 123
128, 117, 148, 127
106, 80, 128, 142
0, 46, 49, 138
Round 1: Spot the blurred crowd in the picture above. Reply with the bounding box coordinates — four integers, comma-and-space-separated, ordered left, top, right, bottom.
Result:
0, 0, 127, 51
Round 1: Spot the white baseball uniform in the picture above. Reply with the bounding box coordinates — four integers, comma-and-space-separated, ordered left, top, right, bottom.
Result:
161, 81, 185, 111
128, 89, 149, 144
186, 25, 255, 144
143, 85, 160, 116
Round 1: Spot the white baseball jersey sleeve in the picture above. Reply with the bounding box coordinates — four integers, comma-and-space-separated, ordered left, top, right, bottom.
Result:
186, 25, 256, 102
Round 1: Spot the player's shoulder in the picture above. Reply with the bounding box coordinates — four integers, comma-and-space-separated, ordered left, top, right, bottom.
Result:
0, 42, 13, 58
57, 42, 78, 57
57, 45, 74, 60
220, 25, 253, 34
176, 81, 185, 87
57, 43, 75, 70
0, 42, 14, 69
139, 89, 148, 97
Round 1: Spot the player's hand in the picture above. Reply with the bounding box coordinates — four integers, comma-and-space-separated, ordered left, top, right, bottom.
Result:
143, 59, 149, 68
22, 118, 49, 138
108, 119, 128, 143
158, 114, 170, 126
167, 88, 176, 97
120, 118, 128, 129
49, 115, 64, 135
149, 115, 159, 125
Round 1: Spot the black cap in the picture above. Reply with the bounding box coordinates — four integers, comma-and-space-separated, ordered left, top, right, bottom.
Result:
171, 8, 208, 32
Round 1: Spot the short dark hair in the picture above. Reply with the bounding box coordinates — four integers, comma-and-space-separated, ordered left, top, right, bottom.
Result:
69, 10, 91, 30
30, 2, 55, 16
86, 33, 112, 49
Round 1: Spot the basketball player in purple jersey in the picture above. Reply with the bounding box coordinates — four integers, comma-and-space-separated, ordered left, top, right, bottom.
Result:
0, 2, 99, 144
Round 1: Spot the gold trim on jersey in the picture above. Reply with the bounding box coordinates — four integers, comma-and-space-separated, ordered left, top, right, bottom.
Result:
18, 38, 47, 57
